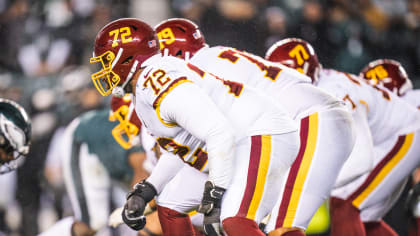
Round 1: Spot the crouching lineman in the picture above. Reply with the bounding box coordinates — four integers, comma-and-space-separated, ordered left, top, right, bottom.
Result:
266, 38, 420, 236
90, 18, 302, 236
360, 59, 420, 235
38, 96, 154, 236
154, 18, 356, 236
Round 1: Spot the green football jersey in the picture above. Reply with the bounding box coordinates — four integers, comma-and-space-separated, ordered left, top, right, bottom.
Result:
73, 109, 144, 184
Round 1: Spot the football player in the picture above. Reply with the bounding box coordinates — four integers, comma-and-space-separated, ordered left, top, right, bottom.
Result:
0, 98, 31, 174
0, 98, 31, 235
154, 18, 356, 236
266, 38, 420, 236
38, 96, 154, 236
360, 59, 420, 235
110, 98, 208, 236
90, 18, 301, 236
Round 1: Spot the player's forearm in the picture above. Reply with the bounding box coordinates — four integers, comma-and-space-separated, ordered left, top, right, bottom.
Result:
146, 150, 184, 194
206, 132, 235, 189
129, 152, 149, 188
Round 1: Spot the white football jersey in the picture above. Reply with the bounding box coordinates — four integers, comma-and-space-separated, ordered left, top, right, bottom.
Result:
134, 54, 298, 187
190, 46, 344, 120
403, 89, 420, 109
317, 69, 420, 145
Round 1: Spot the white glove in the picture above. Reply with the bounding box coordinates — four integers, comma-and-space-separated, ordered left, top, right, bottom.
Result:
108, 204, 155, 228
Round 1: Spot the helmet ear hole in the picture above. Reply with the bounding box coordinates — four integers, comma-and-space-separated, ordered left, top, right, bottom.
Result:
130, 25, 138, 31
175, 50, 183, 57
121, 56, 133, 65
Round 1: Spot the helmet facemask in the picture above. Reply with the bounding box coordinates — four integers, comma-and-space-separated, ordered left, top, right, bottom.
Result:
90, 50, 121, 96
109, 95, 141, 149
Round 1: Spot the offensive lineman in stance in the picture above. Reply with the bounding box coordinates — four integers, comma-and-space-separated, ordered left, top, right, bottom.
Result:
154, 18, 355, 236
360, 59, 420, 236
90, 18, 301, 236
266, 38, 420, 236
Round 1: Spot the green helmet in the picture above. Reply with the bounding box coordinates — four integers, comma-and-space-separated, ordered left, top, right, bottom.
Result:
0, 98, 31, 174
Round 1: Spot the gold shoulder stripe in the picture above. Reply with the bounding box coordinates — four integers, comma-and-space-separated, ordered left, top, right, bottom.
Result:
153, 77, 192, 127
344, 73, 361, 85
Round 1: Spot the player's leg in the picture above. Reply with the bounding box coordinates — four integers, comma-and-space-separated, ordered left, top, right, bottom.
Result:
407, 174, 420, 236
0, 171, 17, 235
189, 210, 204, 235
221, 132, 300, 236
63, 141, 112, 236
329, 197, 366, 236
265, 110, 355, 236
364, 220, 398, 236
360, 178, 408, 236
327, 110, 374, 236
155, 165, 207, 236
332, 131, 420, 236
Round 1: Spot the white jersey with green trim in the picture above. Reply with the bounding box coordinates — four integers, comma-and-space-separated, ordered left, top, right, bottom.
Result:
133, 54, 298, 188
317, 69, 420, 145
190, 46, 344, 120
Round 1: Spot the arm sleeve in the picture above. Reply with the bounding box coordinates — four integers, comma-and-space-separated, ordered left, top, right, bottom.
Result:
146, 150, 185, 194
159, 82, 235, 189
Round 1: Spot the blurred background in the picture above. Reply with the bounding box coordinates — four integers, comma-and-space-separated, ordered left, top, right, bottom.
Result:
0, 0, 419, 235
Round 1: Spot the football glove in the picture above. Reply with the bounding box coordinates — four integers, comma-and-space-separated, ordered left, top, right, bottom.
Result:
198, 181, 226, 236
122, 181, 157, 231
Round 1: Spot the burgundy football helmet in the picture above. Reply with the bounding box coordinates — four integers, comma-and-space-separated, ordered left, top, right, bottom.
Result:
154, 18, 206, 60
359, 59, 412, 96
265, 38, 321, 83
90, 18, 159, 97
110, 95, 142, 149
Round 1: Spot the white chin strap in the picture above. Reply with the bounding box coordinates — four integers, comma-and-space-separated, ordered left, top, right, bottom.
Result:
112, 60, 139, 98
163, 48, 169, 57
112, 87, 125, 98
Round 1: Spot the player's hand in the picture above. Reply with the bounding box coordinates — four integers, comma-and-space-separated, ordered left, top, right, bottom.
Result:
122, 201, 147, 230
109, 207, 124, 228
122, 181, 157, 231
198, 181, 226, 236
406, 181, 420, 218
